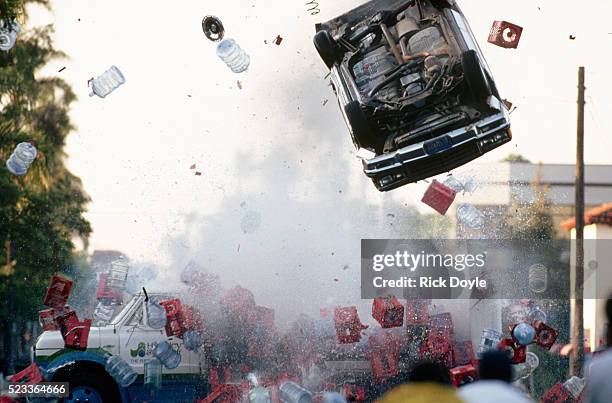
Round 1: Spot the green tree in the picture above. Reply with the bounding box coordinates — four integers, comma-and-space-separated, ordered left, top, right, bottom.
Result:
0, 0, 91, 373
502, 153, 531, 163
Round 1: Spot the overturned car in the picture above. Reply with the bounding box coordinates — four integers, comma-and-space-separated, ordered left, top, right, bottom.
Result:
314, 0, 511, 191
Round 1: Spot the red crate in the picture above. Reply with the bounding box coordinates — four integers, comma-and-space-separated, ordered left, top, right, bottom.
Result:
334, 306, 368, 344
10, 363, 44, 384
420, 329, 453, 368
541, 382, 574, 403
452, 340, 477, 367
96, 272, 122, 304
450, 364, 478, 387
220, 286, 256, 319
498, 338, 526, 364
372, 296, 404, 328
63, 319, 92, 350
342, 384, 366, 402
43, 274, 73, 308
534, 321, 558, 350
405, 299, 430, 326
488, 20, 523, 49
429, 312, 454, 334
421, 180, 457, 215
368, 332, 401, 381
38, 307, 70, 331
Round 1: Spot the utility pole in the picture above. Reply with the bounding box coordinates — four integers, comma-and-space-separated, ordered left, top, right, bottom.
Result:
571, 66, 585, 376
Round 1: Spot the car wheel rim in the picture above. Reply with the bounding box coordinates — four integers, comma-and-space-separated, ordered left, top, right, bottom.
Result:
66, 386, 104, 403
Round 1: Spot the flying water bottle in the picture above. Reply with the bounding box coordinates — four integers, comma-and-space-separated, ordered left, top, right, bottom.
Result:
147, 300, 167, 330
144, 358, 162, 390
248, 387, 272, 403
183, 329, 201, 352
89, 66, 125, 98
216, 38, 250, 73
322, 392, 347, 403
279, 381, 313, 403
93, 302, 115, 326
457, 204, 485, 229
6, 142, 37, 176
153, 341, 181, 369
108, 259, 129, 290
105, 355, 138, 387
0, 20, 19, 51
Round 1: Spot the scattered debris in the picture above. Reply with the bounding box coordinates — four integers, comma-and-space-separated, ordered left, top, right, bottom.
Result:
190, 164, 196, 170
6, 142, 37, 176
240, 211, 262, 234
569, 35, 576, 40
237, 80, 242, 89
89, 65, 125, 98
456, 203, 485, 229
421, 180, 456, 215
202, 16, 225, 42
305, 0, 320, 15
502, 98, 513, 110
322, 99, 328, 106
274, 35, 283, 45
195, 171, 202, 176
488, 20, 523, 49
58, 66, 66, 72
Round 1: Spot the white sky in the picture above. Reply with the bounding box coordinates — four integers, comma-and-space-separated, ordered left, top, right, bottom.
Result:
26, 0, 612, 320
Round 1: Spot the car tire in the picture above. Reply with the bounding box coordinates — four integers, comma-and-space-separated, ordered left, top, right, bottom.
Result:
54, 364, 121, 402
344, 101, 381, 151
461, 50, 492, 102
314, 30, 341, 69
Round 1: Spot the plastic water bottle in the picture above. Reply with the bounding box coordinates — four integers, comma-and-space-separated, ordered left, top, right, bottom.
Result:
216, 38, 250, 73
105, 355, 138, 387
478, 328, 502, 356
89, 66, 125, 98
443, 176, 464, 193
6, 142, 37, 176
563, 376, 585, 399
279, 381, 313, 403
456, 204, 485, 229
512, 323, 536, 346
93, 302, 115, 326
528, 264, 548, 293
525, 351, 539, 371
322, 392, 347, 403
248, 386, 272, 403
147, 301, 167, 330
0, 20, 19, 51
153, 341, 181, 369
144, 358, 162, 390
108, 259, 129, 290
183, 329, 201, 352
527, 306, 547, 324
511, 362, 531, 381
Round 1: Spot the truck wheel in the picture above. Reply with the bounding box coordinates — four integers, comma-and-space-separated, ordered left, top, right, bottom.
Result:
54, 364, 120, 402
314, 30, 341, 69
461, 50, 492, 102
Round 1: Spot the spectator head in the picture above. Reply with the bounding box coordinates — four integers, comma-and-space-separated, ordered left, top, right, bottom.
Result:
409, 360, 450, 385
478, 350, 512, 383
606, 296, 612, 346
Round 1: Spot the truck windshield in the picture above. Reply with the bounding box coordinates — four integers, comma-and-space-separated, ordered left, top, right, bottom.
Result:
110, 295, 142, 325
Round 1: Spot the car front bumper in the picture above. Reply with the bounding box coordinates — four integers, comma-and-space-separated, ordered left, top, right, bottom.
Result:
362, 111, 511, 191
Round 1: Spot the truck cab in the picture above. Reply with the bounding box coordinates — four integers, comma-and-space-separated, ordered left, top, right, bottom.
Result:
35, 292, 207, 402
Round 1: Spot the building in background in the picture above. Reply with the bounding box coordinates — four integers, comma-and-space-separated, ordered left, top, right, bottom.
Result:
453, 162, 612, 238
561, 203, 612, 352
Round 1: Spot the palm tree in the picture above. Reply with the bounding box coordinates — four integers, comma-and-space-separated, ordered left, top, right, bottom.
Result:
1, 0, 91, 373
